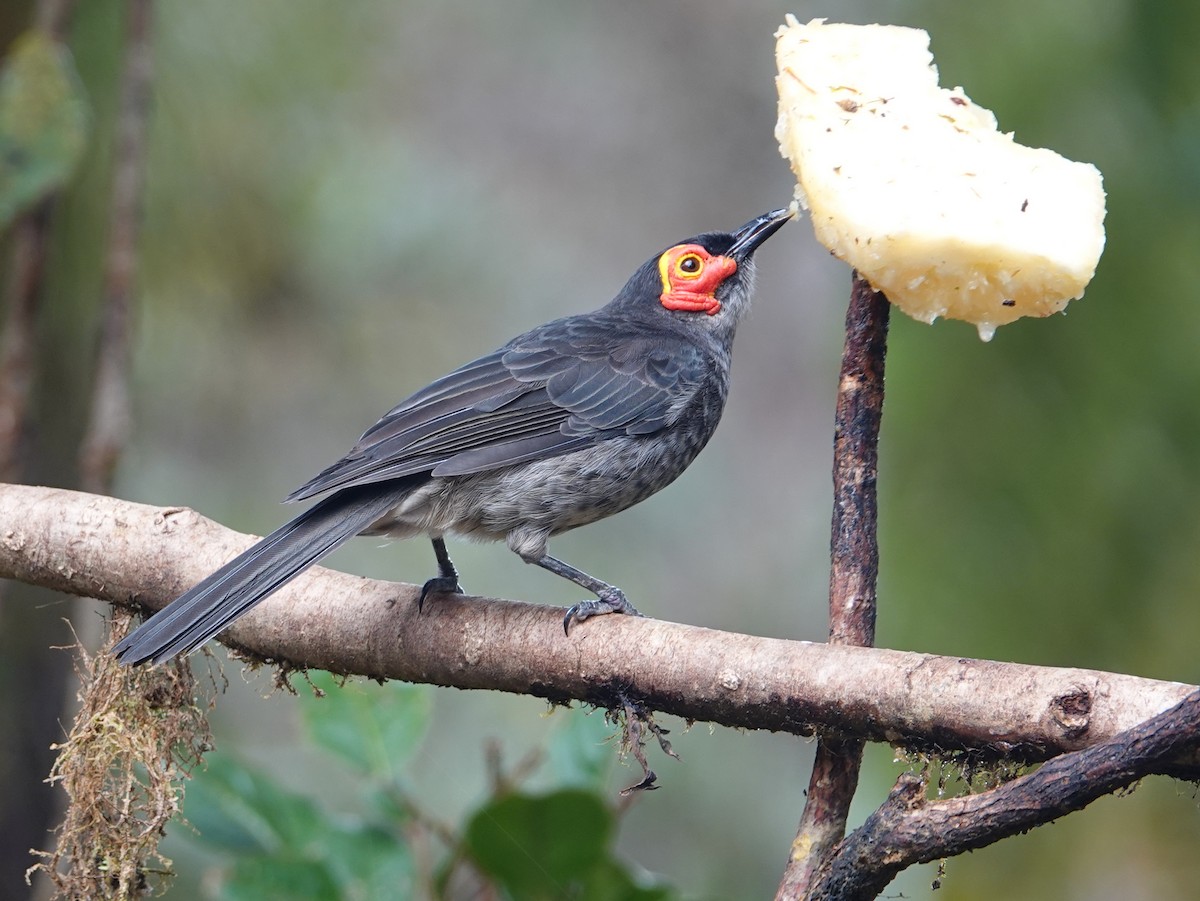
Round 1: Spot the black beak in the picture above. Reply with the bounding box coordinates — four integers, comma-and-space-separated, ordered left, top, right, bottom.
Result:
727, 207, 794, 262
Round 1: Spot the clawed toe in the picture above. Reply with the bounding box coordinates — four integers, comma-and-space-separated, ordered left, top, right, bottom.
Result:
562, 589, 643, 634
418, 576, 463, 612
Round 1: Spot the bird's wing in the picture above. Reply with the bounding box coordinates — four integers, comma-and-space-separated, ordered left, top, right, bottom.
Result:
285, 317, 709, 499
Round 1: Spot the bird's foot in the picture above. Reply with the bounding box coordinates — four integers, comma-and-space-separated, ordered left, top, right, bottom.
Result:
562, 587, 642, 634
418, 576, 464, 612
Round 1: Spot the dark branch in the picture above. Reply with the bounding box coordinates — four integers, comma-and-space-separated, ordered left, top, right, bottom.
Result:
776, 274, 889, 899
826, 272, 888, 649
809, 688, 1200, 900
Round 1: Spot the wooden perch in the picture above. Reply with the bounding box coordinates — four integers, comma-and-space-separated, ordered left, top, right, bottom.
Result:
808, 687, 1200, 899
778, 273, 891, 898
1, 483, 1194, 767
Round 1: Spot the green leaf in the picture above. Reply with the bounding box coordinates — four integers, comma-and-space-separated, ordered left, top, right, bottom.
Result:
298, 670, 432, 781
183, 753, 326, 855
546, 707, 616, 791
362, 781, 413, 826
185, 755, 419, 900
0, 31, 88, 227
222, 854, 340, 901
575, 859, 675, 901
465, 789, 613, 899
321, 821, 416, 900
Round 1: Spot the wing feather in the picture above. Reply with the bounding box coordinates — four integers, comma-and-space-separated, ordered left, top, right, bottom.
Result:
285, 316, 712, 500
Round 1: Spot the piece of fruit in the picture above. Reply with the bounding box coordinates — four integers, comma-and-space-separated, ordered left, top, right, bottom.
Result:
775, 16, 1106, 340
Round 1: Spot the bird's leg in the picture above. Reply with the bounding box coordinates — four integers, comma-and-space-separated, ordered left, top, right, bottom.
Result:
418, 537, 464, 611
530, 554, 643, 633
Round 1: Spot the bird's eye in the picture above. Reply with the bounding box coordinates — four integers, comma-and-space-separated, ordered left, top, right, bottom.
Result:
677, 253, 703, 275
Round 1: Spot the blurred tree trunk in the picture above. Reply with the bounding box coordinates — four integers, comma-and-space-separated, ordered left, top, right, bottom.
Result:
0, 1, 120, 896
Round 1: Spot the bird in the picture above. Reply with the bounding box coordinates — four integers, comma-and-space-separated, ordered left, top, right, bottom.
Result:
114, 207, 792, 665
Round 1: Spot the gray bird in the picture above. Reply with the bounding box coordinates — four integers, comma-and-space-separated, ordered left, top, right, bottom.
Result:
114, 208, 792, 665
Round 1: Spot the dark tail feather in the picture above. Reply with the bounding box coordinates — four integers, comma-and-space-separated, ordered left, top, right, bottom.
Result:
114, 481, 419, 665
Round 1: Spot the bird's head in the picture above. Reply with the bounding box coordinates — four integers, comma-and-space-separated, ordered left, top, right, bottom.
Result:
612, 208, 793, 333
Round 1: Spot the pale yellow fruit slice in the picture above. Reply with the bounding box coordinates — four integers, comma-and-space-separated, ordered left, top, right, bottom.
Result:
774, 16, 1106, 340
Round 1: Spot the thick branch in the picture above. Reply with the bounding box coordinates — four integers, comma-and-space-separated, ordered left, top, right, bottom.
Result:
0, 483, 1194, 762
809, 688, 1200, 899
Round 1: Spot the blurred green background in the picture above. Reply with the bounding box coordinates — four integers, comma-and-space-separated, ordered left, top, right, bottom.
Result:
3, 0, 1200, 898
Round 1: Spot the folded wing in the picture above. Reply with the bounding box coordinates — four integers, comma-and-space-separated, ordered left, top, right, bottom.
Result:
285, 316, 709, 502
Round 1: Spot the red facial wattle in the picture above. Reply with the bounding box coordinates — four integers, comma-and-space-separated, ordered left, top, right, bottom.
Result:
657, 244, 738, 316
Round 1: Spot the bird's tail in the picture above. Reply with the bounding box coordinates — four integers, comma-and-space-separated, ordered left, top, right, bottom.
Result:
113, 481, 418, 665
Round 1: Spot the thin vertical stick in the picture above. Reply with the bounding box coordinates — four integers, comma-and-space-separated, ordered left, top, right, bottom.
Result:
825, 273, 886, 649
776, 273, 889, 899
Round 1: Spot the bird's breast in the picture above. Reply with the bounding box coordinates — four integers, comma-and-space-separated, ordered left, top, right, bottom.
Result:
366, 367, 729, 546
470, 422, 714, 535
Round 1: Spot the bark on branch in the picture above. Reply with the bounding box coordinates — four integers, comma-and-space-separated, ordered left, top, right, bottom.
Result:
808, 687, 1200, 900
776, 273, 890, 898
2, 483, 1195, 766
